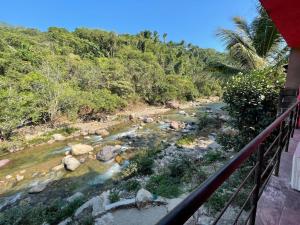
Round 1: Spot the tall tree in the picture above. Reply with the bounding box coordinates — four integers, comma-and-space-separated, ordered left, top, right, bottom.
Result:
217, 6, 288, 71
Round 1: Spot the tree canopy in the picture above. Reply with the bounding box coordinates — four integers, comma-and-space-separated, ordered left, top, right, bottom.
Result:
0, 25, 233, 139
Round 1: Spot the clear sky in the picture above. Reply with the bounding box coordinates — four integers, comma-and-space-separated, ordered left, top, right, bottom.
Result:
0, 0, 258, 51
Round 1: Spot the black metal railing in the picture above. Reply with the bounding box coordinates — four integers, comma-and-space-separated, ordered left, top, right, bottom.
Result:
157, 101, 300, 225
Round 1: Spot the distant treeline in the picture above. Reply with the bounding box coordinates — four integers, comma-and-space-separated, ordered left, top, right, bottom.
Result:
0, 25, 235, 138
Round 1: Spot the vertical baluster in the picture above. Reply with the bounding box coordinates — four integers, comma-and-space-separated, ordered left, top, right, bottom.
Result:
275, 121, 284, 176
285, 110, 294, 152
249, 144, 263, 225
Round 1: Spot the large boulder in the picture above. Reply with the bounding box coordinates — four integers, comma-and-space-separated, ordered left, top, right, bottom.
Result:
29, 181, 50, 193
62, 156, 80, 171
0, 159, 10, 168
95, 129, 110, 137
97, 146, 121, 162
52, 134, 66, 141
170, 121, 180, 130
135, 188, 153, 208
166, 100, 180, 109
71, 144, 93, 156
143, 117, 154, 123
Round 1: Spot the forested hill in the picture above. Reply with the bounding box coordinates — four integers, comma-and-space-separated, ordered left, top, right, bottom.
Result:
0, 25, 233, 138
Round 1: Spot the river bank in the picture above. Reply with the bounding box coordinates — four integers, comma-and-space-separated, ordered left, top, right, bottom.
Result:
0, 97, 238, 225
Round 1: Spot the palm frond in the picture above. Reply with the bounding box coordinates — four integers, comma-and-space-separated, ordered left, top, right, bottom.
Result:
251, 6, 284, 58
233, 16, 252, 40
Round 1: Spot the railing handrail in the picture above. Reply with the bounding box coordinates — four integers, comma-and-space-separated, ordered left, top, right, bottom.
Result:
156, 100, 300, 225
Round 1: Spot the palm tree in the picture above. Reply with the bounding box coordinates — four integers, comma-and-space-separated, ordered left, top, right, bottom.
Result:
217, 6, 288, 71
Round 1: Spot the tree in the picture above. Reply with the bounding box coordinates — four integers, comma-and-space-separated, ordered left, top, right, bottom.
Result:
217, 6, 288, 71
163, 33, 167, 43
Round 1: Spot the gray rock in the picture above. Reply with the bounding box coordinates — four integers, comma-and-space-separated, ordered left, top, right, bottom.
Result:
52, 134, 66, 141
97, 146, 120, 162
95, 129, 110, 137
62, 156, 80, 171
71, 144, 93, 156
166, 100, 180, 109
136, 188, 153, 208
143, 117, 154, 123
75, 196, 104, 217
29, 181, 50, 193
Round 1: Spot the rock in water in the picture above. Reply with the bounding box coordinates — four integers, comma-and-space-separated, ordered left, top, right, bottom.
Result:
144, 117, 154, 123
95, 129, 110, 137
29, 181, 49, 193
136, 188, 153, 208
62, 156, 80, 171
97, 146, 120, 162
0, 159, 10, 168
71, 144, 93, 155
52, 134, 66, 141
170, 121, 179, 130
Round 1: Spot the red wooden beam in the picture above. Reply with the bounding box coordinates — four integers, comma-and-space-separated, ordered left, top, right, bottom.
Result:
260, 0, 300, 48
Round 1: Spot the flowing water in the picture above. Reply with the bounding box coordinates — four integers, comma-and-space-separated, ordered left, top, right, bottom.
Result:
0, 102, 225, 207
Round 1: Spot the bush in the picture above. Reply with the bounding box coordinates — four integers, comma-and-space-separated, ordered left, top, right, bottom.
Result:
0, 197, 85, 225
122, 180, 141, 192
222, 68, 285, 151
109, 191, 120, 203
176, 134, 196, 147
146, 173, 181, 198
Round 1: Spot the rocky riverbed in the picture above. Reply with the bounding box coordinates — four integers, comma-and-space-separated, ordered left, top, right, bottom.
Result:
0, 98, 242, 225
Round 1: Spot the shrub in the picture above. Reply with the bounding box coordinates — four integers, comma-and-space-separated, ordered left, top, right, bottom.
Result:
222, 68, 285, 151
176, 134, 196, 147
109, 191, 120, 203
146, 173, 181, 198
122, 180, 141, 192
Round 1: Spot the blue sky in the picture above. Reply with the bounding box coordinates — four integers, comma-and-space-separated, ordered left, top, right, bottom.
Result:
0, 0, 258, 51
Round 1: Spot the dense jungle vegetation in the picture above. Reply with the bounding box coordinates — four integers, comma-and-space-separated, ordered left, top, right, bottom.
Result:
0, 25, 235, 140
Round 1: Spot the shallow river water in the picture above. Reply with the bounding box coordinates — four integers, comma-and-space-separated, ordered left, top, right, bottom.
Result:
0, 102, 225, 208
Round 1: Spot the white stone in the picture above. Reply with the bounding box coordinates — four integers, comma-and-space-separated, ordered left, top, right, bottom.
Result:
144, 117, 154, 123
291, 143, 300, 191
16, 174, 24, 182
62, 156, 80, 171
71, 144, 93, 156
135, 188, 153, 208
52, 134, 66, 141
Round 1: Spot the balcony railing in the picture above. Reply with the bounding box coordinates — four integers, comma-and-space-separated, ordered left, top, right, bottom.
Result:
157, 101, 300, 225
